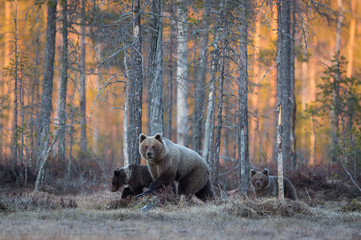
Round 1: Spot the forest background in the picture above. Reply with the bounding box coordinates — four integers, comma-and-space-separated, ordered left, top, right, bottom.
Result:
0, 0, 360, 194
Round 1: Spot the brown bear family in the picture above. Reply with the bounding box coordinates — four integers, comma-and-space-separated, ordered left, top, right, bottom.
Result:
138, 133, 215, 201
250, 168, 297, 200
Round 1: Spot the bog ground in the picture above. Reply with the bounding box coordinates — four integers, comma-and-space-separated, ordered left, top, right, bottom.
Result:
1, 190, 361, 240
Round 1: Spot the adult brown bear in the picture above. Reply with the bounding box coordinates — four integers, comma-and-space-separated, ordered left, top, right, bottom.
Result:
138, 133, 214, 201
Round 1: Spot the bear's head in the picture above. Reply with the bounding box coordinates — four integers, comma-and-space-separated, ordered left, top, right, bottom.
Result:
139, 133, 167, 163
250, 168, 270, 190
111, 167, 129, 192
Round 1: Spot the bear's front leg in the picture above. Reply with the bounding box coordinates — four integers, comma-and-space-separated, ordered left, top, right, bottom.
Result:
121, 187, 134, 199
133, 172, 176, 199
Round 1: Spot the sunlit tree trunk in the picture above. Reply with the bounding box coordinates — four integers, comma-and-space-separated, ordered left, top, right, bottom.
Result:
80, 0, 87, 154
58, 0, 69, 162
176, 0, 189, 146
37, 0, 57, 166
149, 0, 164, 135
238, 0, 249, 194
127, 0, 143, 165
346, 0, 356, 78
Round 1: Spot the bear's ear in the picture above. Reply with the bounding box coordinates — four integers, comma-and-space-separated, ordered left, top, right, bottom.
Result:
262, 168, 269, 176
139, 133, 147, 143
154, 133, 163, 142
250, 169, 256, 176
114, 168, 120, 176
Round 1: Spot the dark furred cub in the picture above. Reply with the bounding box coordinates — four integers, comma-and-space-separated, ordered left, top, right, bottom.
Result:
250, 168, 297, 200
111, 164, 153, 199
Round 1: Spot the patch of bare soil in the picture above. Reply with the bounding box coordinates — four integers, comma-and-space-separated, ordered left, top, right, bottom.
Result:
1, 190, 361, 240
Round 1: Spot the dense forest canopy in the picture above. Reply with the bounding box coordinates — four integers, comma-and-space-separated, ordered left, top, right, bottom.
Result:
0, 0, 360, 192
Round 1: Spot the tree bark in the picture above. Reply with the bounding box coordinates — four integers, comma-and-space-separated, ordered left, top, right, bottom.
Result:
238, 0, 249, 194
202, 34, 219, 164
176, 0, 189, 146
127, 0, 143, 165
58, 0, 69, 162
37, 0, 57, 164
80, 0, 87, 154
290, 0, 296, 169
149, 0, 164, 135
279, 0, 292, 169
192, 0, 211, 154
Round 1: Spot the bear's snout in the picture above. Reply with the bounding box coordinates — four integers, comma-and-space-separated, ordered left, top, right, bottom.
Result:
146, 151, 154, 158
256, 182, 261, 187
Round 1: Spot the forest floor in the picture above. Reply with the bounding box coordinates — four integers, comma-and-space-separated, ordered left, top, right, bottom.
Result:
1, 186, 361, 240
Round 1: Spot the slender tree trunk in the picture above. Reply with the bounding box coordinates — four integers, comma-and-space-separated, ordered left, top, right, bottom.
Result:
127, 0, 143, 165
58, 0, 69, 162
346, 0, 356, 78
290, 0, 296, 169
11, 11, 19, 164
176, 0, 189, 146
277, 104, 284, 199
250, 10, 261, 164
30, 26, 41, 163
238, 0, 249, 194
203, 33, 219, 164
165, 0, 176, 140
279, 0, 292, 170
37, 0, 57, 165
212, 38, 226, 185
192, 0, 211, 154
80, 0, 87, 154
149, 0, 164, 135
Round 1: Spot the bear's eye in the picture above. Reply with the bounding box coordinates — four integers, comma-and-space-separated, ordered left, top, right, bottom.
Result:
144, 145, 148, 149
152, 146, 155, 149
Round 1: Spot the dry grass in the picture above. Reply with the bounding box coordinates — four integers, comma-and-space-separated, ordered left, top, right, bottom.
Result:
1, 190, 361, 240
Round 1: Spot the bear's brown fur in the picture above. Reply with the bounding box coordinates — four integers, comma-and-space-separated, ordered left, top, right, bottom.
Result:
250, 168, 297, 200
111, 164, 153, 199
138, 133, 214, 201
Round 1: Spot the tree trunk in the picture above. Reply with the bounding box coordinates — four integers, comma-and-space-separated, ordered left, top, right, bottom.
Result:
279, 0, 292, 170
346, 0, 356, 78
176, 0, 189, 146
127, 0, 143, 165
290, 0, 296, 169
202, 34, 219, 164
238, 0, 249, 194
58, 0, 69, 162
165, 0, 176, 140
192, 0, 211, 154
80, 0, 87, 154
250, 10, 261, 164
37, 0, 57, 165
277, 104, 284, 199
11, 11, 19, 163
149, 0, 164, 135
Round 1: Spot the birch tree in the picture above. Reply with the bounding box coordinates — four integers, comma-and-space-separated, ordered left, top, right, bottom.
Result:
149, 0, 164, 135
176, 0, 189, 146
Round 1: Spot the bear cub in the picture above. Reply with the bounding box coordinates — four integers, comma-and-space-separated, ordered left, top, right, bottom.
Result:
111, 164, 153, 199
250, 168, 297, 200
